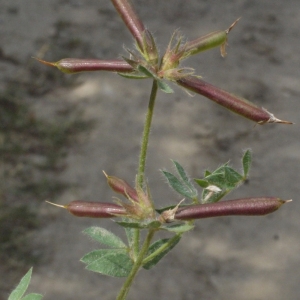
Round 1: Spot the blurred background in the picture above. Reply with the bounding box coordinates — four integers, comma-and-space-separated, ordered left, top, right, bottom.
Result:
1, 0, 299, 299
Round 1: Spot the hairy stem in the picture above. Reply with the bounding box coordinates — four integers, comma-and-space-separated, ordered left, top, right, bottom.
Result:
117, 230, 155, 300
137, 80, 158, 188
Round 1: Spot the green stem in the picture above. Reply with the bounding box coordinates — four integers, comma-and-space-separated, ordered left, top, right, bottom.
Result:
137, 80, 158, 188
117, 79, 158, 299
117, 230, 155, 300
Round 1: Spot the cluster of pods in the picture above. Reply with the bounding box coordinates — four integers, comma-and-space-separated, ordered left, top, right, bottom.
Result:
47, 173, 289, 223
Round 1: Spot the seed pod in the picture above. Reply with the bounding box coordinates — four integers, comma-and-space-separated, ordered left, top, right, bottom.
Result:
177, 76, 292, 124
173, 197, 290, 221
34, 58, 133, 74
110, 0, 145, 51
103, 171, 139, 202
46, 200, 126, 218
183, 31, 227, 58
182, 19, 240, 59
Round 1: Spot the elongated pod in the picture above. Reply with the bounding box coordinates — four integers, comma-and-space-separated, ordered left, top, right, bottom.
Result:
34, 58, 133, 74
177, 76, 292, 124
46, 201, 126, 218
103, 171, 139, 202
111, 0, 145, 51
173, 197, 289, 221
182, 19, 240, 58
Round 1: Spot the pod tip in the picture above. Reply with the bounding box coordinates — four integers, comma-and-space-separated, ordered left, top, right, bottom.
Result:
32, 57, 56, 68
45, 200, 67, 209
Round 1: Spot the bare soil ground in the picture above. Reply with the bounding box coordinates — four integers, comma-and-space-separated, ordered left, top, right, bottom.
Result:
1, 1, 300, 299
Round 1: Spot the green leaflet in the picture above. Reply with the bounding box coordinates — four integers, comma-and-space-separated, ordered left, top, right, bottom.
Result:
242, 149, 252, 177
224, 166, 243, 188
116, 220, 161, 229
137, 65, 174, 93
118, 72, 149, 79
162, 160, 198, 199
8, 268, 43, 300
194, 152, 251, 203
161, 222, 194, 233
137, 65, 155, 78
81, 249, 127, 265
194, 178, 209, 188
143, 235, 181, 270
156, 79, 174, 93
85, 251, 133, 277
83, 227, 126, 249
21, 295, 43, 300
172, 160, 196, 191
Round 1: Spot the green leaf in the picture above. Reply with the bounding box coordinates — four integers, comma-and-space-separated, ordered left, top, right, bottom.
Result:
137, 65, 174, 93
172, 161, 197, 197
22, 294, 43, 300
194, 178, 209, 188
157, 79, 174, 93
242, 149, 252, 177
8, 268, 32, 300
115, 221, 143, 229
124, 221, 135, 249
173, 160, 190, 183
137, 65, 155, 78
124, 226, 138, 260
204, 172, 226, 187
162, 170, 196, 199
116, 220, 161, 229
81, 249, 127, 265
85, 252, 133, 277
83, 227, 126, 249
161, 222, 194, 233
224, 166, 243, 188
118, 72, 149, 79
143, 235, 181, 270
204, 170, 211, 176
196, 153, 251, 203
147, 221, 162, 229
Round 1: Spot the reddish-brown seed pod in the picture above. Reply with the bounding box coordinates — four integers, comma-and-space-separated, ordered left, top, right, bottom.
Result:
177, 76, 292, 124
34, 58, 133, 74
110, 0, 145, 51
46, 200, 126, 218
173, 197, 290, 221
103, 171, 139, 202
